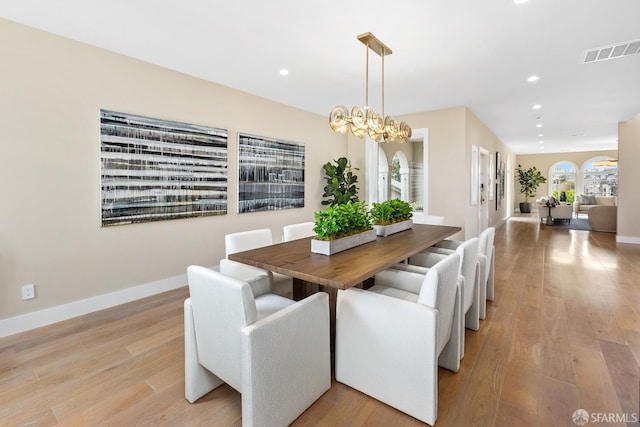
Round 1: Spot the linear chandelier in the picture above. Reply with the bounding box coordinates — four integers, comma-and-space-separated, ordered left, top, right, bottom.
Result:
329, 32, 412, 143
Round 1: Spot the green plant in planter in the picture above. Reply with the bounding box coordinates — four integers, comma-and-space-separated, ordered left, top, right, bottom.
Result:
370, 199, 413, 225
313, 201, 372, 241
321, 157, 359, 206
516, 164, 546, 202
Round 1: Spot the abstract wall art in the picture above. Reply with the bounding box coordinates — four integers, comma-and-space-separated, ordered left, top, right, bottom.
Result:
100, 110, 228, 226
237, 133, 305, 213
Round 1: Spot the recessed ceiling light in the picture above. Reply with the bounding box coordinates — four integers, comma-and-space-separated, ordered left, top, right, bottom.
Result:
527, 75, 539, 82
539, 141, 544, 144
538, 133, 544, 137
536, 124, 543, 128
514, 0, 529, 3
279, 69, 289, 76
533, 104, 542, 110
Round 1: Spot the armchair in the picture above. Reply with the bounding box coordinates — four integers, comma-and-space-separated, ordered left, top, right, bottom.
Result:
283, 221, 315, 241
536, 198, 551, 223
221, 229, 293, 296
435, 227, 494, 318
412, 214, 446, 225
409, 237, 481, 358
550, 204, 573, 222
185, 266, 330, 426
335, 253, 461, 425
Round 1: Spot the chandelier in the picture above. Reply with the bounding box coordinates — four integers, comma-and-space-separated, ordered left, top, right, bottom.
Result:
329, 32, 412, 143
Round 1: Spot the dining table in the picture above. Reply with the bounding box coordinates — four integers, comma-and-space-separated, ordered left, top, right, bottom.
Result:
228, 223, 462, 351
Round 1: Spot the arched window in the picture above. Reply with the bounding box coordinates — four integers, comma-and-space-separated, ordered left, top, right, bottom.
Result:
548, 161, 577, 203
378, 146, 389, 203
390, 151, 410, 203
581, 156, 618, 197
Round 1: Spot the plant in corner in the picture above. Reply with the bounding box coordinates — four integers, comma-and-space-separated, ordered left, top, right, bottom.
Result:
321, 157, 359, 206
515, 164, 547, 214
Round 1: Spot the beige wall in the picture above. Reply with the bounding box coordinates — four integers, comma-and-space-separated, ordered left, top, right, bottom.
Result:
0, 19, 346, 319
350, 107, 514, 240
515, 150, 618, 209
383, 108, 468, 237
465, 109, 516, 230
618, 113, 640, 241
0, 18, 519, 323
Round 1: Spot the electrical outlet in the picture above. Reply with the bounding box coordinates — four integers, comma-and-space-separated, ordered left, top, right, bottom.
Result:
22, 284, 35, 300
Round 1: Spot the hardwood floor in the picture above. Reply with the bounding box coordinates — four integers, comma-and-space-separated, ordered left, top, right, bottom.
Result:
2, 215, 639, 426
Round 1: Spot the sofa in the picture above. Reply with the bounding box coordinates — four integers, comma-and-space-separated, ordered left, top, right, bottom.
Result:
573, 195, 617, 217
588, 205, 617, 232
536, 197, 573, 225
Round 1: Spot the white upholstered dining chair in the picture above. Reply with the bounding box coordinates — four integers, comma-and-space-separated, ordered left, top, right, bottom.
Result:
220, 228, 293, 296
335, 252, 461, 426
435, 227, 495, 319
409, 237, 480, 358
412, 214, 446, 225
184, 266, 330, 426
283, 221, 315, 241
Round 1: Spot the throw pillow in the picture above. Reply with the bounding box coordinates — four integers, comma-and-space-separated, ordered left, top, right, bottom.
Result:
546, 196, 559, 207
581, 194, 597, 205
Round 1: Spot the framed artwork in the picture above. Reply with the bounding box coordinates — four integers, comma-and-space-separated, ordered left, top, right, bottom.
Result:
100, 110, 228, 226
500, 161, 506, 200
237, 133, 305, 213
496, 153, 505, 210
489, 155, 494, 201
471, 145, 478, 206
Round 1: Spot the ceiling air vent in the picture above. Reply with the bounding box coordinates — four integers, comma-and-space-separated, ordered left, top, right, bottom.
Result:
583, 39, 640, 63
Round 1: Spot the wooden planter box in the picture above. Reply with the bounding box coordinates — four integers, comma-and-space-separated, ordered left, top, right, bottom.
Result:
311, 229, 377, 256
373, 219, 413, 237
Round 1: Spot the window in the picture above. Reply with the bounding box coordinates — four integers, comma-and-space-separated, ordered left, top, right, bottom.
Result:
581, 157, 618, 197
548, 161, 577, 203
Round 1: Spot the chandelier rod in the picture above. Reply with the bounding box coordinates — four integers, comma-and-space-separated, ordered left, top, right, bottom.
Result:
365, 39, 370, 108
381, 49, 385, 118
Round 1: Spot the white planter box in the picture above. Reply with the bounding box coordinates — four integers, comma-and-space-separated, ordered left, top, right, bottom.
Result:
311, 229, 377, 256
373, 219, 413, 237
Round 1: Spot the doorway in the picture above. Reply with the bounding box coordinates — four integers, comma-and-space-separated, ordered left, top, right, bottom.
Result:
479, 148, 490, 232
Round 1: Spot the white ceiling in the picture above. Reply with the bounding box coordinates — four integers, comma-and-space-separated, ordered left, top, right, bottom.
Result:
2, 0, 639, 154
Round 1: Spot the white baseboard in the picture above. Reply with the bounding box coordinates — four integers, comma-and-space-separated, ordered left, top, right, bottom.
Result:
616, 235, 640, 245
0, 273, 187, 339
494, 218, 507, 228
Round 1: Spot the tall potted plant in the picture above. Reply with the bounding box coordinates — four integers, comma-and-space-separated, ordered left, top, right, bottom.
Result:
516, 164, 547, 213
321, 157, 359, 206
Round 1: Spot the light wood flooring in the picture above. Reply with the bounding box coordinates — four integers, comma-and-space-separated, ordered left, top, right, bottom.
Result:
1, 215, 640, 426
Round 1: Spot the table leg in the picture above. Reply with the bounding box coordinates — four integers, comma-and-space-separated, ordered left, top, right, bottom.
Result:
546, 206, 553, 225
293, 279, 337, 354
292, 278, 318, 301
319, 286, 338, 355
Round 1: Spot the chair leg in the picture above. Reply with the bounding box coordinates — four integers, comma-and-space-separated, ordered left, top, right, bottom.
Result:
184, 299, 224, 403
486, 250, 495, 301
465, 264, 481, 333
439, 285, 462, 371
478, 258, 487, 320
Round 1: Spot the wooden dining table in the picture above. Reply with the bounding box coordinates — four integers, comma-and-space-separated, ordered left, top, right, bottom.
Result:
228, 223, 462, 351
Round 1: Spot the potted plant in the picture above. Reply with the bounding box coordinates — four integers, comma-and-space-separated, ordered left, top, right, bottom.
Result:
516, 164, 547, 213
321, 157, 359, 206
311, 201, 376, 255
370, 199, 414, 236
